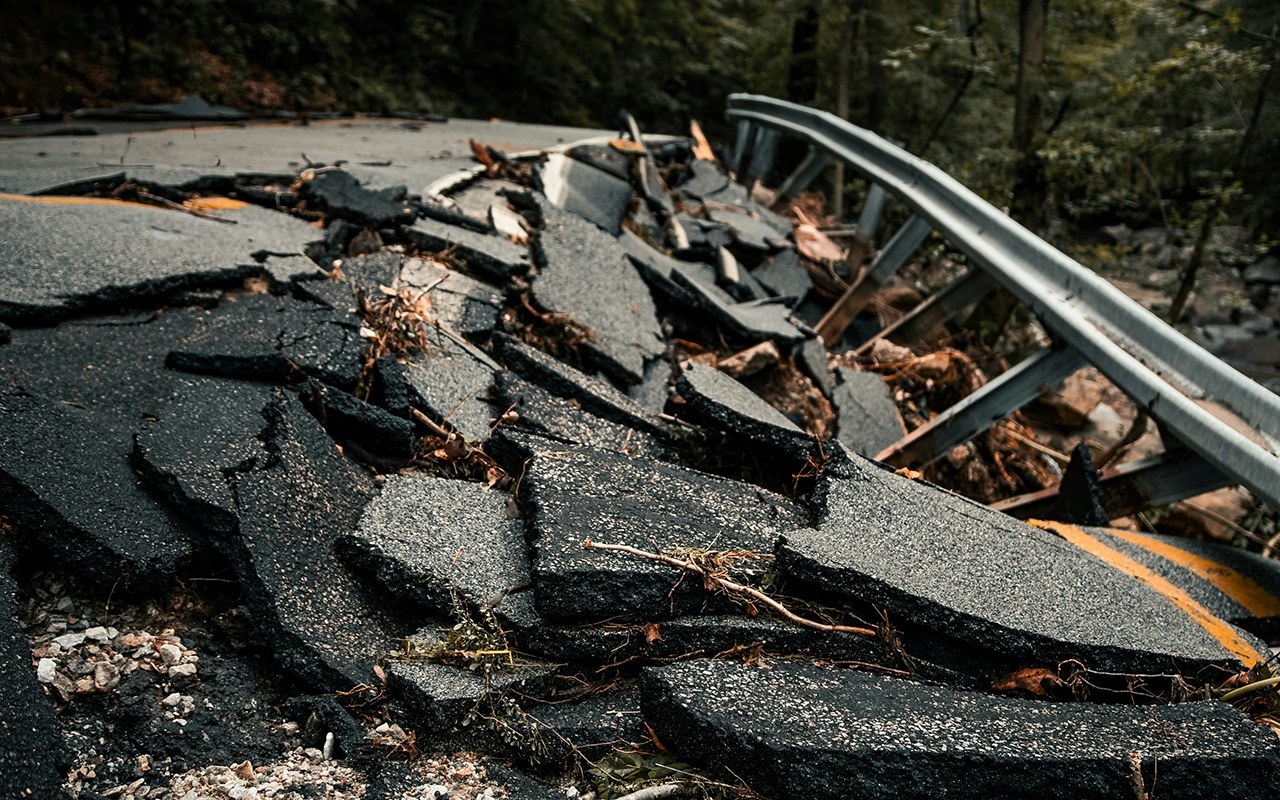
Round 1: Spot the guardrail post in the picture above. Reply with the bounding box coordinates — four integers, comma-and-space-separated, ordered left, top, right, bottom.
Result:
855, 268, 999, 356
740, 127, 780, 188
770, 145, 832, 211
876, 343, 1088, 467
856, 182, 888, 239
993, 449, 1234, 520
815, 214, 932, 345
730, 119, 755, 174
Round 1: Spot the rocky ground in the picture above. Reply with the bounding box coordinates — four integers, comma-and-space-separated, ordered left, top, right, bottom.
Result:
1, 110, 1279, 800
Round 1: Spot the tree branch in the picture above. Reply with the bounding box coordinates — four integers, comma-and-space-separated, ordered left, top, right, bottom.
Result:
582, 540, 878, 637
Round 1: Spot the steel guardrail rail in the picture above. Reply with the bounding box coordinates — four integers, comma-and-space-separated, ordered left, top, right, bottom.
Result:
726, 93, 1280, 509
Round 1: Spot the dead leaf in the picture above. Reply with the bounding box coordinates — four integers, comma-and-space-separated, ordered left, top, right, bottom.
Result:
991, 667, 1064, 697
795, 223, 845, 262
689, 120, 715, 161
642, 623, 662, 644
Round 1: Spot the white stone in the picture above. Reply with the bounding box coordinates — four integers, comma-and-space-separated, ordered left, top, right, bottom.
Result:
36, 658, 57, 683
158, 643, 183, 666
53, 631, 85, 649
83, 626, 110, 643
168, 663, 198, 679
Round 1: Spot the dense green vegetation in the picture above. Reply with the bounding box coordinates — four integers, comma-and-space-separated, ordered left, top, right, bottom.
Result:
3, 1, 1279, 235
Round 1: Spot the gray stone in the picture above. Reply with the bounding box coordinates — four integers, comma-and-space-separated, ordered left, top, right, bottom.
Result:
0, 196, 319, 323
641, 660, 1280, 800
529, 196, 664, 384
402, 331, 498, 442
778, 462, 1261, 676
1244, 255, 1280, 285
535, 153, 633, 236
752, 248, 812, 305
0, 388, 196, 587
338, 474, 528, 615
676, 362, 812, 461
521, 446, 805, 622
830, 366, 904, 457
493, 333, 666, 437
403, 217, 531, 282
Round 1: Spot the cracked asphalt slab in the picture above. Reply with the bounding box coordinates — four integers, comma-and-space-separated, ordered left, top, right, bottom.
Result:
2, 116, 1280, 799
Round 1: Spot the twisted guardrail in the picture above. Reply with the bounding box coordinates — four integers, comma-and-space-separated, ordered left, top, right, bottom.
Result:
726, 93, 1280, 512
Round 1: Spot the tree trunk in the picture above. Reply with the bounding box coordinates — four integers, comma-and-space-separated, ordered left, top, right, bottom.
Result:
1011, 0, 1048, 230
833, 8, 860, 219
787, 1, 822, 104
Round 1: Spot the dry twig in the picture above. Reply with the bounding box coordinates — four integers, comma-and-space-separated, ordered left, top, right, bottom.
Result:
582, 540, 876, 637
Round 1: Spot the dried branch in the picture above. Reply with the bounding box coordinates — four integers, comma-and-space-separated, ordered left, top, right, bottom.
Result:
582, 540, 876, 637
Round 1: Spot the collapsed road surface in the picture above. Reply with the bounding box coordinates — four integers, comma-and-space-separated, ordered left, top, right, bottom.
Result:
1, 114, 1280, 800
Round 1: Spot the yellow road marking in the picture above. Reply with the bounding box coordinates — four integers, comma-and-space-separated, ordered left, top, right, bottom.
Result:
0, 192, 157, 209
1110, 530, 1280, 619
1031, 520, 1264, 666
185, 196, 249, 211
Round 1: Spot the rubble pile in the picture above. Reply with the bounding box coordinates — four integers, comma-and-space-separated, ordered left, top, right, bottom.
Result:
1, 120, 1279, 800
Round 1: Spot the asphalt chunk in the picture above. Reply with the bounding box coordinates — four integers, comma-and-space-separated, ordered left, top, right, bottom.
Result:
499, 592, 885, 666
493, 332, 666, 437
777, 461, 1261, 676
1086, 527, 1280, 642
134, 377, 275, 538
521, 446, 806, 622
491, 371, 671, 459
298, 168, 415, 228
535, 152, 633, 235
529, 195, 664, 385
676, 362, 813, 461
337, 474, 529, 616
398, 256, 505, 340
0, 387, 196, 587
0, 196, 319, 323
167, 293, 364, 391
402, 331, 499, 442
300, 382, 415, 464
753, 247, 813, 305
229, 389, 415, 690
403, 217, 531, 282
831, 366, 904, 457
642, 660, 1280, 800
673, 159, 730, 200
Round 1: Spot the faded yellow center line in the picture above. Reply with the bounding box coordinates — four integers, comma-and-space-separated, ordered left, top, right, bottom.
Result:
1031, 520, 1264, 667
1110, 530, 1280, 620
0, 192, 158, 209
185, 196, 249, 211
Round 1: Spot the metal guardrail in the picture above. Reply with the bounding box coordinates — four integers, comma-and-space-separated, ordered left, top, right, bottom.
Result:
726, 93, 1280, 511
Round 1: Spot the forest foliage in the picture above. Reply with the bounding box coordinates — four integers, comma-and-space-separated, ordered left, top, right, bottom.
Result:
3, 0, 1280, 236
